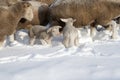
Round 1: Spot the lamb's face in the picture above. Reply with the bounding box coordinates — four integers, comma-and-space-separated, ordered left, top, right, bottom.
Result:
47, 26, 62, 37
22, 2, 33, 21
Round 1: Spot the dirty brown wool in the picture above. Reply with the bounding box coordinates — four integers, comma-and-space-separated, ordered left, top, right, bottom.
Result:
0, 1, 33, 47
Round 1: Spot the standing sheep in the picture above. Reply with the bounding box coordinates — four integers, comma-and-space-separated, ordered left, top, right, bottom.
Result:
0, 1, 33, 47
22, 0, 55, 5
49, 0, 120, 39
61, 18, 79, 48
0, 0, 21, 6
29, 25, 61, 45
17, 1, 49, 31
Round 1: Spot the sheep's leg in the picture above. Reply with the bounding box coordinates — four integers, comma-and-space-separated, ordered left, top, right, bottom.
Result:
90, 21, 97, 40
29, 36, 36, 46
47, 40, 52, 45
0, 36, 5, 48
8, 34, 15, 43
90, 27, 96, 40
110, 21, 119, 39
75, 35, 79, 46
69, 37, 75, 47
63, 37, 69, 48
40, 39, 48, 45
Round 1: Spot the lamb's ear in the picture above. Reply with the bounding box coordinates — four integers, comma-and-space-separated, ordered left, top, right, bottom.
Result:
56, 26, 62, 29
47, 28, 52, 33
73, 19, 76, 22
60, 18, 68, 22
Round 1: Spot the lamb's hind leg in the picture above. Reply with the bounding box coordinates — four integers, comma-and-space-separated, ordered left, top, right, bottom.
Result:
63, 37, 69, 48
75, 35, 79, 47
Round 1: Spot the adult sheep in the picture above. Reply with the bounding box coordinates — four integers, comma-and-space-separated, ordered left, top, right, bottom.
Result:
36, 0, 55, 5
49, 0, 120, 39
22, 0, 55, 5
0, 0, 21, 6
0, 1, 33, 47
17, 1, 49, 30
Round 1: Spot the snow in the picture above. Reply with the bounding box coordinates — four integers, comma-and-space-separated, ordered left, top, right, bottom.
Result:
0, 28, 120, 80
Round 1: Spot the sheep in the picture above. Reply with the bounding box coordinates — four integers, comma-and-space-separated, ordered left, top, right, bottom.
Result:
29, 25, 61, 45
22, 0, 55, 5
60, 18, 79, 48
49, 0, 120, 39
17, 1, 49, 30
0, 0, 22, 7
0, 1, 33, 47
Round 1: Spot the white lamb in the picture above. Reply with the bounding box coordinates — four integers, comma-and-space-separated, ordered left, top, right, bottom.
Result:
61, 18, 79, 48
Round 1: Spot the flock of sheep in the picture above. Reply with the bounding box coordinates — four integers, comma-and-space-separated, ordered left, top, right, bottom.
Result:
0, 0, 120, 48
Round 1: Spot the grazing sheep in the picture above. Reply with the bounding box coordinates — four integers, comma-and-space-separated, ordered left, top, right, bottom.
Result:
0, 1, 33, 47
49, 0, 120, 39
29, 25, 61, 45
61, 18, 79, 48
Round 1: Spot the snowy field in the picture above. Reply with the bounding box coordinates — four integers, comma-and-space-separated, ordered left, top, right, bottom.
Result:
0, 28, 120, 80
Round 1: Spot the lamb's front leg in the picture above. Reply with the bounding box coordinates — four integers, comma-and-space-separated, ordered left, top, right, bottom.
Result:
75, 35, 79, 46
40, 39, 48, 45
63, 37, 69, 48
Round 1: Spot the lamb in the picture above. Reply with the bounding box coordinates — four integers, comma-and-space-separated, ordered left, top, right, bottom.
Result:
61, 18, 79, 48
29, 25, 61, 45
49, 0, 120, 39
0, 1, 33, 47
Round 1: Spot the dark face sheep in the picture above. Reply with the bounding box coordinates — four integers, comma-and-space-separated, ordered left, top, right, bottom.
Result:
0, 1, 33, 47
49, 0, 120, 39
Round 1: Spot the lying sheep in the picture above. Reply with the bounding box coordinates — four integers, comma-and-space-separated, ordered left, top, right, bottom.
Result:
61, 18, 79, 48
29, 25, 61, 45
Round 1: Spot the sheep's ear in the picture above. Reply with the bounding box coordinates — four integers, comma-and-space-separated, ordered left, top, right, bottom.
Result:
60, 18, 68, 22
47, 28, 52, 33
73, 19, 76, 22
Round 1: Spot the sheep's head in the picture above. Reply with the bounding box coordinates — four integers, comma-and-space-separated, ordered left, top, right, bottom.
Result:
21, 1, 33, 21
47, 26, 62, 37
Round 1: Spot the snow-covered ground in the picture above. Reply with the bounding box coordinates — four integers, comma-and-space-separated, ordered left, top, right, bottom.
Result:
0, 28, 120, 80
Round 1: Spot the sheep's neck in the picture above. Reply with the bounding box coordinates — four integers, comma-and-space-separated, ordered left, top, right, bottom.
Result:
9, 5, 24, 26
65, 23, 74, 27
